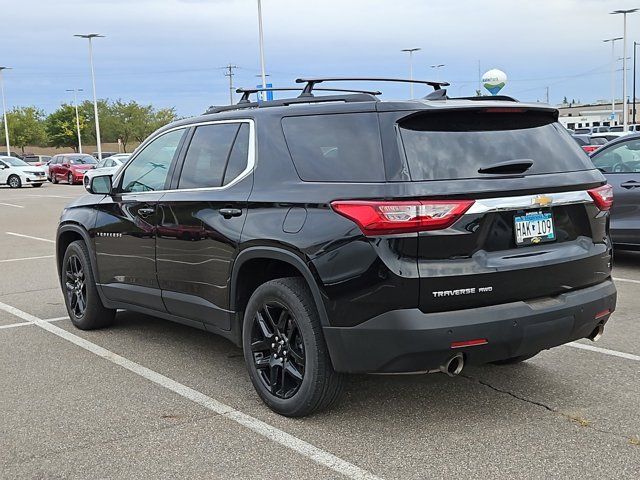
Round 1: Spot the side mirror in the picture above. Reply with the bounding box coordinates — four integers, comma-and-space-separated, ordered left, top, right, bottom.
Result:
86, 174, 112, 195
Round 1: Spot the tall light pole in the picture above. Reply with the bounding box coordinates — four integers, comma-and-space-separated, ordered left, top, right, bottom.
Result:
66, 88, 84, 153
256, 0, 267, 96
611, 9, 639, 131
0, 67, 11, 155
634, 41, 639, 124
401, 48, 421, 98
74, 33, 104, 160
430, 64, 445, 82
603, 37, 623, 123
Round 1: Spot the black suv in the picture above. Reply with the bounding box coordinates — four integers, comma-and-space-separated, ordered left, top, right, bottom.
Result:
56, 79, 617, 417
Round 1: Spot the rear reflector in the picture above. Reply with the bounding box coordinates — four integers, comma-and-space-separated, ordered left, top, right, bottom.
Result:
587, 184, 614, 211
330, 199, 474, 235
451, 339, 488, 349
595, 309, 611, 320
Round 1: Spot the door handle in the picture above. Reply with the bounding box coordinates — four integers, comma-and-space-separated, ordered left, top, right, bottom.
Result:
138, 207, 155, 217
620, 181, 640, 189
219, 208, 242, 218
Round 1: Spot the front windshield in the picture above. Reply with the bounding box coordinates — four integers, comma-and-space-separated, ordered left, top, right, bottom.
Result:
2, 158, 29, 167
70, 156, 97, 165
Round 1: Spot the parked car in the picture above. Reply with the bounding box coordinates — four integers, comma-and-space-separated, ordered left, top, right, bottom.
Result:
609, 124, 640, 133
83, 155, 129, 187
590, 133, 640, 249
592, 132, 626, 143
0, 156, 47, 188
57, 81, 616, 417
48, 154, 97, 184
23, 154, 52, 166
574, 126, 610, 134
91, 151, 118, 159
582, 137, 608, 154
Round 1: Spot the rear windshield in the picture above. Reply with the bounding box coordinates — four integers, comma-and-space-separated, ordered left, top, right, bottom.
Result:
609, 126, 624, 132
282, 113, 385, 182
399, 110, 593, 181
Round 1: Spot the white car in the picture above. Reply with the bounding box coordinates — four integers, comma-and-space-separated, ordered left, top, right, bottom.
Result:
83, 155, 129, 187
0, 156, 47, 188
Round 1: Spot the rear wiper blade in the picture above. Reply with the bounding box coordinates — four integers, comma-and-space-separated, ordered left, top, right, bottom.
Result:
478, 159, 534, 175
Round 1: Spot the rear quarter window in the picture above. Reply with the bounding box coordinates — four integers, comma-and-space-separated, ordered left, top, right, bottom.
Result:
399, 110, 594, 181
282, 113, 385, 182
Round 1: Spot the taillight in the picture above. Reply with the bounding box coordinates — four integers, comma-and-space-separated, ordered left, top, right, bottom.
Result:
588, 184, 614, 211
330, 200, 474, 235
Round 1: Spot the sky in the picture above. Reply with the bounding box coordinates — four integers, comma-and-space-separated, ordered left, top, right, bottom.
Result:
2, 0, 640, 117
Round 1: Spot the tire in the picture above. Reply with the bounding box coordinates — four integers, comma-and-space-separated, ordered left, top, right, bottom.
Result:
52, 174, 58, 184
61, 240, 115, 330
67, 173, 74, 185
242, 277, 344, 417
7, 174, 21, 188
32, 183, 43, 188
491, 352, 540, 365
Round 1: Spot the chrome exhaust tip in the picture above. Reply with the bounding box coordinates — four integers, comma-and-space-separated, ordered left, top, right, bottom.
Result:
440, 353, 465, 377
588, 323, 604, 342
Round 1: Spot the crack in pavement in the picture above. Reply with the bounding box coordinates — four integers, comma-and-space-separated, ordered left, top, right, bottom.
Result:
461, 373, 639, 446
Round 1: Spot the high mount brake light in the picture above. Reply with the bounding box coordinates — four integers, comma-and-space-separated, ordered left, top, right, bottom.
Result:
330, 200, 475, 235
588, 184, 614, 211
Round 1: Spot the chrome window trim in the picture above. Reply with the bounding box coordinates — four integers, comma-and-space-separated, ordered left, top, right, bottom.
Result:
466, 190, 593, 214
112, 119, 255, 194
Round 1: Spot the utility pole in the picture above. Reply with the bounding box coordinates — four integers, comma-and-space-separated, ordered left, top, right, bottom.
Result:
0, 66, 11, 155
604, 37, 623, 123
545, 86, 550, 104
634, 41, 638, 125
611, 9, 639, 132
256, 0, 267, 97
223, 64, 238, 105
478, 60, 482, 95
66, 89, 84, 153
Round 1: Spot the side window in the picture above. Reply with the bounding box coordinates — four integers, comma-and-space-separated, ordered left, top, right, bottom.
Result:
120, 129, 185, 193
178, 123, 240, 189
223, 123, 250, 185
592, 139, 640, 173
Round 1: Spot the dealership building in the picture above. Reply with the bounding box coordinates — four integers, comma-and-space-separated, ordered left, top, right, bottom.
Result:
557, 100, 640, 129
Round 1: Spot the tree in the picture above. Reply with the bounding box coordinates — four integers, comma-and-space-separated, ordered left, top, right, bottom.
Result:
563, 96, 568, 105
46, 104, 88, 151
1, 107, 47, 155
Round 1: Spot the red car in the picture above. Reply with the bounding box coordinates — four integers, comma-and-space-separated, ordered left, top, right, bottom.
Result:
48, 154, 97, 184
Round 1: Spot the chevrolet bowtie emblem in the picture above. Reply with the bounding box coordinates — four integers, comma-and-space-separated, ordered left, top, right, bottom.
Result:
532, 195, 552, 207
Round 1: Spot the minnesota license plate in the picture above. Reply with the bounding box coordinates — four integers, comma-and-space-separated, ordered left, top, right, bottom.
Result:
514, 211, 555, 246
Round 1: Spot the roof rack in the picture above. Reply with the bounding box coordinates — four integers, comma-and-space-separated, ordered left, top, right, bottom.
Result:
295, 77, 450, 97
454, 95, 518, 102
235, 86, 382, 104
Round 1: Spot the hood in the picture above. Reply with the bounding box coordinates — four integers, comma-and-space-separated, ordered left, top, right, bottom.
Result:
14, 165, 46, 173
70, 164, 95, 171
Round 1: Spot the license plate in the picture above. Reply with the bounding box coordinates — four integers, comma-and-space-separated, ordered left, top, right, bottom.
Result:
514, 211, 555, 246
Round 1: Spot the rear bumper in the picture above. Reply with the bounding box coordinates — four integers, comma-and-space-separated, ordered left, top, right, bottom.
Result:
323, 280, 617, 373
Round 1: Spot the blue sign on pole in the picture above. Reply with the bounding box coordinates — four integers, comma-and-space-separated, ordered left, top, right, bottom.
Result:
256, 83, 273, 102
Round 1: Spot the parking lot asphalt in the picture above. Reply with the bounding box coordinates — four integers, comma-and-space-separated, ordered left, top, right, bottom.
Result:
1, 183, 638, 479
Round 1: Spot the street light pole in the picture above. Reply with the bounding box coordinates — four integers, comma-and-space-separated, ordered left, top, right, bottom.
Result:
74, 33, 104, 160
604, 37, 623, 123
634, 41, 639, 125
401, 48, 421, 98
256, 0, 267, 96
66, 88, 84, 153
0, 67, 11, 155
611, 9, 638, 132
430, 64, 445, 82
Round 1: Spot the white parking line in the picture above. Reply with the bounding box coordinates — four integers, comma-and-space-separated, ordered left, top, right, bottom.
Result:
0, 255, 54, 263
0, 301, 382, 480
0, 316, 68, 330
0, 202, 24, 208
613, 276, 640, 285
5, 232, 55, 243
566, 342, 640, 361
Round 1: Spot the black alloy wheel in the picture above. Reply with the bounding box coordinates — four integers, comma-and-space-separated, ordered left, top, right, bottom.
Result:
250, 301, 306, 399
65, 254, 87, 318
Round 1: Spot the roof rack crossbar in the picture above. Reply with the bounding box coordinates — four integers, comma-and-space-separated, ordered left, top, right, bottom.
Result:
236, 86, 382, 104
295, 77, 450, 97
